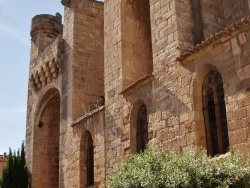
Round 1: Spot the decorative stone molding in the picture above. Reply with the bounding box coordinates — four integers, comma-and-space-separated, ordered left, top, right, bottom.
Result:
30, 37, 63, 91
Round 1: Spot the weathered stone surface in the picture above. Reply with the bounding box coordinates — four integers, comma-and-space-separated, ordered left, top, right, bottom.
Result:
26, 0, 250, 187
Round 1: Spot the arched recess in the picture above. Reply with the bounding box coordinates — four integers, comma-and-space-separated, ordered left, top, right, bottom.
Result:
33, 88, 60, 188
80, 130, 94, 188
130, 101, 148, 154
193, 65, 229, 156
121, 0, 153, 87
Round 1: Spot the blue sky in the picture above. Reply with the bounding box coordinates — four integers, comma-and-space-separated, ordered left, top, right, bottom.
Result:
0, 0, 63, 154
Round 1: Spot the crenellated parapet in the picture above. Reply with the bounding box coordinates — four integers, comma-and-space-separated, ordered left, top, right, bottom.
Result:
31, 13, 62, 50
29, 13, 63, 91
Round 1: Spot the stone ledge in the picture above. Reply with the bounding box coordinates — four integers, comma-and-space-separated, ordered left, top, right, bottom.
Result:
120, 74, 154, 96
210, 152, 231, 162
71, 105, 105, 127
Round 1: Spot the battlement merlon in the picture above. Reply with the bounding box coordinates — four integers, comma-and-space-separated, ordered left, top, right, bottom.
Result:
30, 13, 63, 49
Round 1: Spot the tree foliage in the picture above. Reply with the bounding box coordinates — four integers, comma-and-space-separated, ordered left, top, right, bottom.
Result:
0, 142, 29, 188
107, 145, 250, 188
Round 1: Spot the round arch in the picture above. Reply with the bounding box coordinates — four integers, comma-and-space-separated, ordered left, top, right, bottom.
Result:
192, 64, 228, 155
32, 87, 60, 188
34, 86, 61, 127
130, 100, 148, 154
80, 130, 94, 188
193, 64, 218, 149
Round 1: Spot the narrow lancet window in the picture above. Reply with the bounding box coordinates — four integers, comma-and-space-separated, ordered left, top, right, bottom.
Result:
202, 71, 229, 156
86, 132, 94, 187
136, 104, 148, 152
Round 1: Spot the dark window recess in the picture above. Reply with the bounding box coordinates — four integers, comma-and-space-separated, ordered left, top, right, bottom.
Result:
204, 88, 219, 155
202, 71, 229, 156
136, 104, 148, 152
217, 83, 229, 153
87, 134, 94, 187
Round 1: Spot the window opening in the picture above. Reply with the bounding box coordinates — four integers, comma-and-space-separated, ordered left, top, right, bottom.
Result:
202, 71, 229, 156
136, 104, 148, 152
87, 133, 94, 187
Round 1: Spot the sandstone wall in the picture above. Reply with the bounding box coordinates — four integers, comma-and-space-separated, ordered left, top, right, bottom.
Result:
71, 108, 105, 187
223, 0, 250, 26
175, 0, 250, 51
104, 0, 180, 173
62, 0, 104, 120
121, 0, 153, 87
104, 0, 250, 177
150, 0, 181, 150
104, 0, 123, 174
60, 0, 104, 187
176, 0, 226, 50
180, 26, 250, 153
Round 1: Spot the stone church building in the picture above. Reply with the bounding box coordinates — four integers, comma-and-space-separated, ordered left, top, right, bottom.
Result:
25, 0, 250, 187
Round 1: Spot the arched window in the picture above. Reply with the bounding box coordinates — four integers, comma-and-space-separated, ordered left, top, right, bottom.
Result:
86, 132, 94, 187
202, 71, 229, 156
80, 131, 94, 187
137, 104, 148, 152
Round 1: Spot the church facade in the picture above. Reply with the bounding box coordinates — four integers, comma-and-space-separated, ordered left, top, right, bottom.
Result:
26, 0, 250, 187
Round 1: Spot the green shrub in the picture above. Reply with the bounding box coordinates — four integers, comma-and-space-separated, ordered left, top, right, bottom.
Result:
0, 142, 29, 188
107, 145, 250, 188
